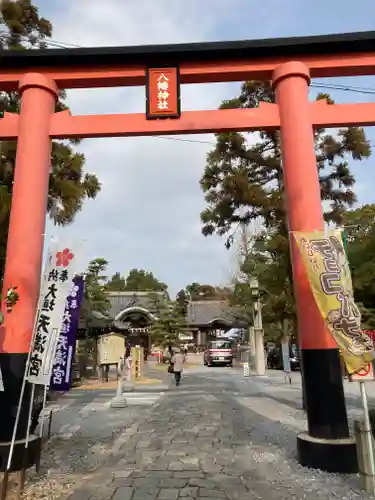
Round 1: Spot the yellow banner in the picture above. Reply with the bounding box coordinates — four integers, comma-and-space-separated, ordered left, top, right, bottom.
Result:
293, 230, 374, 374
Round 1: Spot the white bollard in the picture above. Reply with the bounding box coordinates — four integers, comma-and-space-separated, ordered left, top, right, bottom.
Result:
243, 362, 250, 377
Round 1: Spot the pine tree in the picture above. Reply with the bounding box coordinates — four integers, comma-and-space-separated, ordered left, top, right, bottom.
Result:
175, 289, 189, 316
342, 204, 375, 327
83, 258, 110, 316
232, 233, 296, 341
200, 81, 371, 337
201, 82, 370, 237
105, 272, 127, 291
123, 269, 168, 293
184, 282, 232, 301
0, 1, 101, 276
148, 292, 190, 348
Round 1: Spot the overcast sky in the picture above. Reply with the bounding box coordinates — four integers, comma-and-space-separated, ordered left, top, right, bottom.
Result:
35, 0, 375, 296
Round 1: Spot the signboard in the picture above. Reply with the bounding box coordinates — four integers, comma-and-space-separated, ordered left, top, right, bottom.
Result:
281, 341, 291, 373
293, 230, 374, 374
349, 363, 375, 382
146, 67, 181, 119
50, 275, 84, 391
98, 333, 125, 365
26, 243, 77, 385
179, 333, 193, 341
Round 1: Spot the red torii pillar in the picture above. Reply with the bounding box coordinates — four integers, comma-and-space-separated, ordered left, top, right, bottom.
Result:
273, 62, 356, 473
0, 73, 57, 468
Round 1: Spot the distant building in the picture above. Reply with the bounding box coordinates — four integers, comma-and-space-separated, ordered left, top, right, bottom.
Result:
187, 300, 248, 346
107, 291, 165, 349
84, 291, 248, 348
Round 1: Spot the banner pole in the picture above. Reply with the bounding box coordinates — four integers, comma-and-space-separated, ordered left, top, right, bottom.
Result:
6, 310, 39, 471
25, 384, 35, 447
360, 381, 375, 471
38, 385, 48, 439
17, 383, 36, 495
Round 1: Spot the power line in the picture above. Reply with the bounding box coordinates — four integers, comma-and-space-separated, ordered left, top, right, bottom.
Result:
3, 31, 375, 95
2, 31, 375, 93
154, 135, 375, 149
311, 82, 375, 95
154, 136, 215, 145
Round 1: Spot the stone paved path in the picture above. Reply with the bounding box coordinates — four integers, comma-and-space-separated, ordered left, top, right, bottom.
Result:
66, 372, 309, 500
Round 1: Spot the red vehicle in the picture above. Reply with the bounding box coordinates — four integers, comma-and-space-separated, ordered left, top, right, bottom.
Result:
203, 339, 233, 367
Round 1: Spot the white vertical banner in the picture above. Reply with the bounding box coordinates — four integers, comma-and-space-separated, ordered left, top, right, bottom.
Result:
26, 241, 78, 386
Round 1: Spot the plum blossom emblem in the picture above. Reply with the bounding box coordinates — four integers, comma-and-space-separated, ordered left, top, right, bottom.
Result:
56, 248, 74, 267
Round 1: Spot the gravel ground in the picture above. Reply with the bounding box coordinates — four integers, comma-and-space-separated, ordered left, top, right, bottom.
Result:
188, 367, 375, 499
3, 387, 163, 500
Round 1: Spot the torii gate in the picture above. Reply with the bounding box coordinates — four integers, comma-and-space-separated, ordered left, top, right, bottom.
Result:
0, 30, 375, 474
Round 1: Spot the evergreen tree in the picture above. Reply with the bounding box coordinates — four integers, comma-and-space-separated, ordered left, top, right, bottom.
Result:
175, 289, 189, 316
200, 81, 371, 337
83, 258, 110, 315
342, 204, 375, 327
201, 82, 370, 237
185, 282, 201, 300
0, 1, 101, 276
105, 272, 126, 291
148, 292, 190, 347
184, 282, 232, 301
123, 269, 168, 293
231, 233, 296, 341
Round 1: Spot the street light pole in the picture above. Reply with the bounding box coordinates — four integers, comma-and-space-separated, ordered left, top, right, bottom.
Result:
250, 277, 266, 376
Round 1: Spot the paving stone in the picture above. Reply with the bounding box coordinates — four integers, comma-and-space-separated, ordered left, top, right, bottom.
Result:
112, 487, 133, 500
174, 471, 204, 479
225, 486, 249, 500
159, 478, 188, 488
68, 489, 92, 500
157, 489, 179, 499
145, 464, 169, 471
179, 457, 199, 466
200, 463, 222, 473
133, 496, 157, 500
179, 486, 198, 497
131, 471, 150, 478
111, 478, 134, 488
113, 470, 132, 479
90, 487, 117, 500
148, 471, 174, 478
121, 463, 138, 470
132, 488, 159, 499
168, 462, 198, 471
133, 477, 160, 488
188, 479, 216, 489
198, 488, 227, 498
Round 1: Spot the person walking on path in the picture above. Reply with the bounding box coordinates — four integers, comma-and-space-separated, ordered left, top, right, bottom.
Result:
171, 349, 186, 386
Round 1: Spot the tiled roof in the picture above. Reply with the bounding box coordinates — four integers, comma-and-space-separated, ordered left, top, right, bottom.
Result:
89, 293, 247, 329
187, 300, 247, 327
106, 291, 165, 317
106, 291, 167, 330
